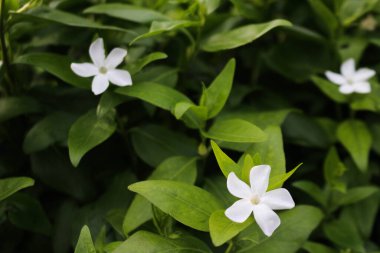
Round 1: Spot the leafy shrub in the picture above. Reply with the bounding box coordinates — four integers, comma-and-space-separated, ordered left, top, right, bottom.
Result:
0, 0, 380, 253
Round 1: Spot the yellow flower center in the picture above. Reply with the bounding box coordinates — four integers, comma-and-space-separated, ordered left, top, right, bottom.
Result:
99, 66, 108, 74
250, 194, 260, 205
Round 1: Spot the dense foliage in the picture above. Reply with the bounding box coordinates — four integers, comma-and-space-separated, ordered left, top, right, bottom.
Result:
1, 0, 380, 252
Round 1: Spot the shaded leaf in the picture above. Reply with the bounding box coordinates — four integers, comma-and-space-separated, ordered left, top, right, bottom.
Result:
129, 180, 222, 231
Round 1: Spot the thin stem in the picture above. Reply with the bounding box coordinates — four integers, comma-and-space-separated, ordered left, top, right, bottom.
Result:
225, 240, 234, 253
0, 0, 15, 95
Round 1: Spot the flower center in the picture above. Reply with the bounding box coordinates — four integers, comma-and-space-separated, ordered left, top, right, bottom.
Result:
250, 194, 260, 205
99, 66, 108, 74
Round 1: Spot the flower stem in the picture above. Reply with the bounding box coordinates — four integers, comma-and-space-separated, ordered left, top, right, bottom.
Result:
225, 240, 234, 253
0, 0, 15, 95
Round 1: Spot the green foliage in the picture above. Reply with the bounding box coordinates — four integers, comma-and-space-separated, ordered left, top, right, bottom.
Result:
2, 0, 380, 252
129, 180, 222, 232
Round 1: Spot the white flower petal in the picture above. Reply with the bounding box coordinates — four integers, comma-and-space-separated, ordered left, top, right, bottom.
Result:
71, 63, 98, 77
89, 38, 105, 67
249, 165, 271, 196
227, 172, 252, 199
353, 68, 376, 82
252, 204, 281, 237
325, 71, 346, 85
225, 199, 253, 223
341, 58, 356, 78
261, 188, 295, 210
92, 75, 109, 95
339, 84, 355, 94
107, 69, 132, 86
105, 48, 127, 69
353, 82, 371, 94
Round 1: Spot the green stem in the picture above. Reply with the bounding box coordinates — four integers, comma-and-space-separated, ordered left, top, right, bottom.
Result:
0, 0, 15, 95
225, 240, 234, 253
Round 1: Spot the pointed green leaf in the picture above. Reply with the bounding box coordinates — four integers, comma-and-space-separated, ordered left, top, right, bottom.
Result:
204, 118, 267, 143
324, 147, 346, 192
235, 206, 324, 253
268, 163, 302, 191
210, 140, 241, 177
15, 53, 90, 88
201, 19, 292, 52
0, 177, 35, 202
112, 231, 212, 253
337, 120, 372, 171
123, 156, 198, 235
12, 7, 128, 32
209, 210, 253, 246
84, 4, 169, 23
74, 226, 96, 253
132, 20, 200, 44
116, 82, 191, 111
68, 109, 117, 167
128, 180, 222, 231
200, 58, 236, 119
246, 126, 286, 178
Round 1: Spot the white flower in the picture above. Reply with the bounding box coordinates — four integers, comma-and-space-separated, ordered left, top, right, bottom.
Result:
325, 58, 375, 94
71, 38, 132, 95
225, 165, 295, 237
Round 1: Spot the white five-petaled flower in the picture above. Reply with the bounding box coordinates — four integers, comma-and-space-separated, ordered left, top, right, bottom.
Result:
325, 58, 375, 94
71, 38, 132, 95
225, 165, 295, 237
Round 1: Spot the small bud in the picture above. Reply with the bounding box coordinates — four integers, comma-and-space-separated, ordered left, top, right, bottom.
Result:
198, 142, 208, 157
360, 15, 377, 31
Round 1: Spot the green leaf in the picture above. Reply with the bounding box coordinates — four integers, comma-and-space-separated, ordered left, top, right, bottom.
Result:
112, 231, 212, 253
338, 0, 379, 26
303, 241, 338, 253
210, 140, 241, 178
12, 6, 129, 32
235, 205, 324, 253
173, 102, 208, 129
74, 226, 96, 253
335, 186, 379, 207
68, 109, 117, 167
204, 118, 267, 143
268, 163, 302, 191
123, 156, 198, 235
201, 19, 292, 52
308, 0, 339, 36
200, 0, 220, 14
323, 214, 364, 252
324, 147, 346, 192
133, 66, 178, 87
0, 177, 34, 202
7, 193, 52, 235
131, 20, 200, 44
246, 126, 286, 179
15, 53, 90, 88
128, 52, 168, 75
209, 210, 253, 246
23, 112, 76, 153
116, 82, 191, 111
311, 76, 348, 103
337, 120, 372, 171
218, 110, 293, 133
293, 181, 327, 206
128, 180, 222, 231
0, 96, 41, 122
200, 58, 236, 118
84, 4, 169, 24
130, 125, 197, 167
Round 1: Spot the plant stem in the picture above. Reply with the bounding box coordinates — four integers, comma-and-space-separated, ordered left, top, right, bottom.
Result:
225, 240, 234, 253
0, 0, 15, 95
